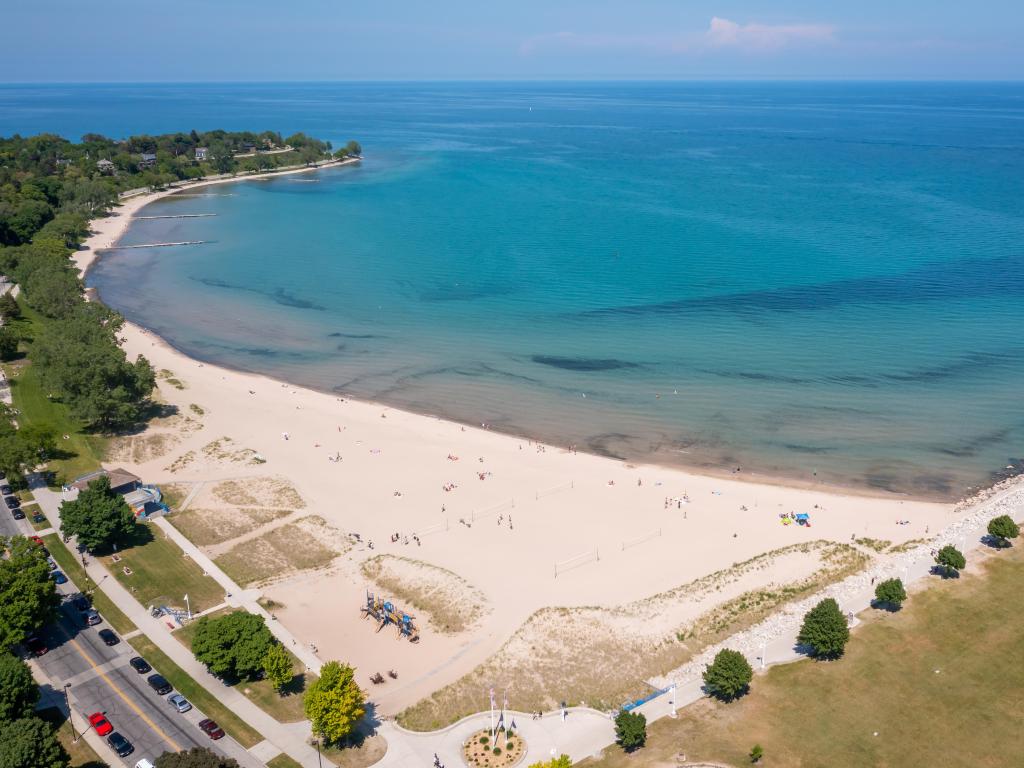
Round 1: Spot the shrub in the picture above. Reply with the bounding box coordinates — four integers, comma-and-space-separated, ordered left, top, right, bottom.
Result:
797, 598, 850, 658
750, 744, 764, 763
988, 515, 1020, 546
492, 747, 501, 756
614, 709, 647, 752
935, 545, 966, 577
873, 577, 907, 609
703, 648, 754, 701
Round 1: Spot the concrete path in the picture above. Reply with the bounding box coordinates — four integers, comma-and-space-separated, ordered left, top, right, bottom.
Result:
28, 478, 326, 768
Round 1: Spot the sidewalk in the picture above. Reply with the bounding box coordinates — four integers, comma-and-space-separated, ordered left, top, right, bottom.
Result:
29, 478, 327, 768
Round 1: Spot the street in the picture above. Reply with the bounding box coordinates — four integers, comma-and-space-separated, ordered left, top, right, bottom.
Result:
3, 479, 257, 767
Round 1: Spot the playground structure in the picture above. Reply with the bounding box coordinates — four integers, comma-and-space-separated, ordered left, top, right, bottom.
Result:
360, 591, 420, 643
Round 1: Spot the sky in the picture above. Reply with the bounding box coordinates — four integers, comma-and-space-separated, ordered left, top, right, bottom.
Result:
3, 0, 1022, 81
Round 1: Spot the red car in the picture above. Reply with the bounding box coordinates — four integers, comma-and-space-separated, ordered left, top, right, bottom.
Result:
25, 634, 47, 657
89, 712, 113, 736
198, 719, 225, 740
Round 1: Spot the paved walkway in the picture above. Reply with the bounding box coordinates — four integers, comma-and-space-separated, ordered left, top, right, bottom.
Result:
29, 478, 326, 768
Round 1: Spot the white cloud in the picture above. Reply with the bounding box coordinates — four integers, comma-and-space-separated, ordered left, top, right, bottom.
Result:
705, 17, 836, 50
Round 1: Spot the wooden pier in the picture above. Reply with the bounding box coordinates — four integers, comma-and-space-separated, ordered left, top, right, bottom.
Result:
104, 241, 208, 250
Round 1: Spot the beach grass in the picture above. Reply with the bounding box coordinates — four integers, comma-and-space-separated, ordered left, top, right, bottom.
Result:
43, 533, 136, 635
128, 635, 263, 748
580, 544, 1024, 768
398, 542, 868, 731
214, 517, 339, 587
100, 521, 224, 613
5, 304, 107, 484
37, 707, 105, 768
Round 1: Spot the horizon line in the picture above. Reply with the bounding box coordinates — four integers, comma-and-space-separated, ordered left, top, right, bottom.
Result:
2, 77, 1024, 86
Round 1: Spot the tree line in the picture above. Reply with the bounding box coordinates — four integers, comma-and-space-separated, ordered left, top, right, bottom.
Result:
1, 131, 361, 245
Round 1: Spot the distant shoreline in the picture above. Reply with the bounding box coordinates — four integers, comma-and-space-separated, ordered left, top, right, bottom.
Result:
75, 155, 361, 278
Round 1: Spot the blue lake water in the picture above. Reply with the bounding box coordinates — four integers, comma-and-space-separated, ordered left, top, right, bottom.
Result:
4, 82, 1023, 498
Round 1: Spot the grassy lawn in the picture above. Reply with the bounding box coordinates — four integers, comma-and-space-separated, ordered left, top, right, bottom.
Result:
100, 521, 223, 613
267, 755, 304, 768
582, 543, 1024, 768
5, 303, 107, 485
129, 635, 263, 749
174, 610, 314, 723
38, 707, 106, 768
43, 533, 136, 635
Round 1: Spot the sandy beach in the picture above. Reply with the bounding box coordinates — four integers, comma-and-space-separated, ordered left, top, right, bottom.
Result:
78, 165, 960, 716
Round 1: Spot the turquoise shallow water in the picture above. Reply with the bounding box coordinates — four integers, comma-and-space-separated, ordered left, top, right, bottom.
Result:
7, 82, 1022, 498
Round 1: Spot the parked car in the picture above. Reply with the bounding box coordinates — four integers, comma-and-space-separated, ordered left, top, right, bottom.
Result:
0, 483, 12, 495
129, 656, 152, 674
89, 712, 113, 736
47, 558, 58, 571
107, 732, 134, 757
198, 719, 225, 740
168, 693, 192, 713
70, 595, 90, 612
136, 760, 156, 768
31, 512, 45, 524
84, 609, 101, 626
25, 634, 47, 657
28, 536, 48, 555
4, 495, 20, 509
11, 507, 24, 519
50, 570, 67, 585
147, 673, 172, 695
98, 629, 119, 646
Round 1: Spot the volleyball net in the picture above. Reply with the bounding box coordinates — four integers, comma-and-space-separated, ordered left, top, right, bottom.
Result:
554, 547, 599, 578
621, 528, 662, 551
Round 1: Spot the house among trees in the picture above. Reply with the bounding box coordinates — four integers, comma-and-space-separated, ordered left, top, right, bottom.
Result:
96, 159, 116, 174
195, 147, 209, 161
65, 468, 167, 517
138, 152, 157, 168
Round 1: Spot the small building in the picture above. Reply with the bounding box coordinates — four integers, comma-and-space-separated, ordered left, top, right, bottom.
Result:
69, 467, 142, 495
138, 152, 157, 168
194, 147, 209, 161
65, 468, 167, 518
96, 159, 116, 174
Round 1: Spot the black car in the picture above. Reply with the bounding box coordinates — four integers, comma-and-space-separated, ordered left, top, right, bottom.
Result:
25, 634, 47, 657
98, 629, 119, 646
129, 656, 152, 674
70, 595, 90, 612
11, 507, 24, 519
31, 512, 45, 524
4, 495, 20, 509
147, 673, 172, 695
107, 732, 133, 757
0, 484, 11, 495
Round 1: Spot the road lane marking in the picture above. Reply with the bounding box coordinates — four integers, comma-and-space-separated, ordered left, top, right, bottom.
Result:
56, 623, 183, 752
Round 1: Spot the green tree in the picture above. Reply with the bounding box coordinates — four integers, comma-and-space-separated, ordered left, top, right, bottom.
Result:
797, 597, 850, 659
987, 515, 1020, 547
0, 536, 59, 650
0, 411, 56, 483
703, 648, 754, 701
935, 545, 966, 577
873, 578, 907, 609
0, 328, 17, 361
0, 654, 39, 720
0, 717, 67, 768
303, 661, 366, 743
613, 709, 647, 752
154, 747, 239, 768
0, 293, 20, 321
750, 744, 764, 763
59, 475, 136, 553
191, 611, 275, 680
262, 643, 293, 693
345, 140, 362, 156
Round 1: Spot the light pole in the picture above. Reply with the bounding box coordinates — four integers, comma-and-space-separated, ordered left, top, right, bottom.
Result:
313, 738, 323, 768
63, 684, 78, 742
